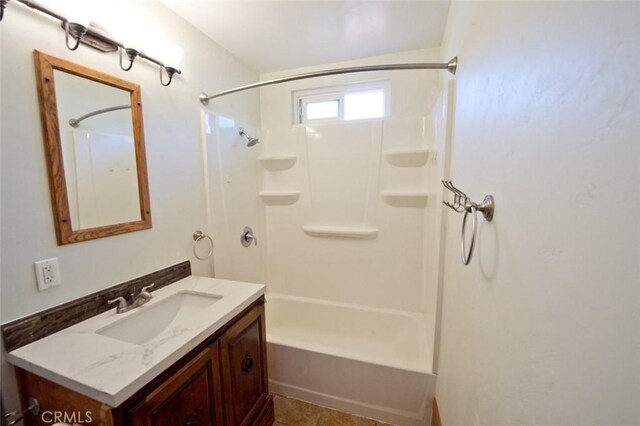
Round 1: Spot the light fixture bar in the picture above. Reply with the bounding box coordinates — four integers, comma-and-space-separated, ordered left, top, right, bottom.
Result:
15, 0, 64, 21
12, 0, 182, 85
199, 58, 457, 105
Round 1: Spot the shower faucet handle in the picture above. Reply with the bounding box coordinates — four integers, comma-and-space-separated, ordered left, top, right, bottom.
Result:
246, 231, 257, 245
241, 226, 257, 247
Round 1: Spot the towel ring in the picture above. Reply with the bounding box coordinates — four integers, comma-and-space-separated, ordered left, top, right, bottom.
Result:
443, 181, 495, 266
192, 230, 213, 260
461, 205, 477, 265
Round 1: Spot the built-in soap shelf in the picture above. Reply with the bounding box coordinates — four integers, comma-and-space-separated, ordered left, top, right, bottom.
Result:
383, 149, 433, 167
258, 155, 297, 171
259, 191, 300, 205
302, 225, 378, 239
381, 191, 429, 208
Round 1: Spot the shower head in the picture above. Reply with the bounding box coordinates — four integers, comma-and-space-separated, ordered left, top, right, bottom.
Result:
239, 128, 260, 147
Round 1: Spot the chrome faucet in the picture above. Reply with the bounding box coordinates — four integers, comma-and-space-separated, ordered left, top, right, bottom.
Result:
108, 284, 155, 314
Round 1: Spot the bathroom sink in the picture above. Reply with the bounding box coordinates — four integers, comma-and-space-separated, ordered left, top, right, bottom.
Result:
97, 291, 222, 345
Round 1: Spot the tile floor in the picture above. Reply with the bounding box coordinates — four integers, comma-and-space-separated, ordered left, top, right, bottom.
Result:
272, 394, 394, 426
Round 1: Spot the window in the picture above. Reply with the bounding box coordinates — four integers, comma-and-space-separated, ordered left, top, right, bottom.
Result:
344, 91, 385, 120
295, 81, 389, 124
304, 98, 341, 121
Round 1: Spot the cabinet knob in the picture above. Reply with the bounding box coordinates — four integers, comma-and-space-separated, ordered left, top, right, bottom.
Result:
241, 353, 254, 372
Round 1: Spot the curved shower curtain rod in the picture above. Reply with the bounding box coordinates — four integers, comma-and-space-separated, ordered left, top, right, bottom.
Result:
199, 56, 457, 105
68, 104, 131, 128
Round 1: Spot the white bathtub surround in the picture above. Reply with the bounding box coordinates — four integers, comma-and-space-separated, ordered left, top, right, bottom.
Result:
259, 117, 441, 312
258, 49, 444, 315
258, 155, 297, 171
238, 48, 448, 425
266, 293, 436, 426
301, 225, 379, 239
259, 191, 301, 206
383, 148, 433, 167
8, 276, 264, 407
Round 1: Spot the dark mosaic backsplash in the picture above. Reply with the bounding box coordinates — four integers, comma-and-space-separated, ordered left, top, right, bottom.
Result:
1, 260, 191, 352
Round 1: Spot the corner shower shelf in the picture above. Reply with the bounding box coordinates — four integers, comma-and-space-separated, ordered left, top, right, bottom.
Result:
383, 149, 432, 167
302, 225, 378, 239
259, 191, 300, 205
381, 191, 429, 208
258, 155, 297, 171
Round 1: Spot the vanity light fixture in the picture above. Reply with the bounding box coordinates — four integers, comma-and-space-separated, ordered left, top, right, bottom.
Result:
160, 66, 181, 87
119, 47, 139, 71
64, 20, 88, 51
119, 45, 182, 87
6, 0, 183, 87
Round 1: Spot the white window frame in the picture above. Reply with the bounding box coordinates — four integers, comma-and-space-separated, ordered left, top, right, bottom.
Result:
293, 80, 390, 125
298, 92, 343, 124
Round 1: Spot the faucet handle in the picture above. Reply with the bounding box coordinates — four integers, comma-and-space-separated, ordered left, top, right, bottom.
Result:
241, 227, 257, 247
141, 283, 155, 294
108, 296, 128, 311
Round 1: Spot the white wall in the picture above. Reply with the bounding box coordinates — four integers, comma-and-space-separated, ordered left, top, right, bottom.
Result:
258, 49, 445, 317
435, 2, 640, 425
0, 0, 260, 411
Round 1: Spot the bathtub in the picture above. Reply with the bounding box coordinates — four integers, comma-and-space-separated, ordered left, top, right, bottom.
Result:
266, 293, 436, 426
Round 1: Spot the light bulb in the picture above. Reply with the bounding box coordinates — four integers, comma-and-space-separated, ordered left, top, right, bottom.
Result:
162, 43, 184, 70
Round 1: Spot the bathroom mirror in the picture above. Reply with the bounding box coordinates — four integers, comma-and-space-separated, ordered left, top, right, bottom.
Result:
34, 50, 151, 245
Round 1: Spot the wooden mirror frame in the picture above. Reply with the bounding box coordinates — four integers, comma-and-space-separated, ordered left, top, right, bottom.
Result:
34, 50, 152, 245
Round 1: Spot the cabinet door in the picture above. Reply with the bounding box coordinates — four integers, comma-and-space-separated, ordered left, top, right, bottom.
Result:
220, 304, 269, 426
128, 345, 224, 426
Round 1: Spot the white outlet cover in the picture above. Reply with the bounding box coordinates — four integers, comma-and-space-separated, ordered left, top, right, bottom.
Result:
34, 258, 61, 291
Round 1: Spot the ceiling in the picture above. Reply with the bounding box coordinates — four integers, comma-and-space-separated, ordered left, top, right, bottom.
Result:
161, 1, 451, 74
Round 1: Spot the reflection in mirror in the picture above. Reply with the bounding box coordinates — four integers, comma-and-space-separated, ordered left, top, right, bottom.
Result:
34, 50, 151, 245
54, 70, 141, 230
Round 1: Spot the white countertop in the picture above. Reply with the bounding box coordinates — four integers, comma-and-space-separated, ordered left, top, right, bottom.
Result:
7, 276, 265, 407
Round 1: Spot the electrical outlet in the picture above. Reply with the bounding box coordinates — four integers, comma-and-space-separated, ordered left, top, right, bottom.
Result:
34, 258, 61, 291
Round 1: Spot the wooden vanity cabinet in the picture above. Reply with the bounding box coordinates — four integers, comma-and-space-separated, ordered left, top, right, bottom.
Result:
126, 344, 224, 425
220, 303, 269, 426
16, 300, 273, 426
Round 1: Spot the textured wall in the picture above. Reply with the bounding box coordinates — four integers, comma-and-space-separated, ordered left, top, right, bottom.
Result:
435, 2, 640, 425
